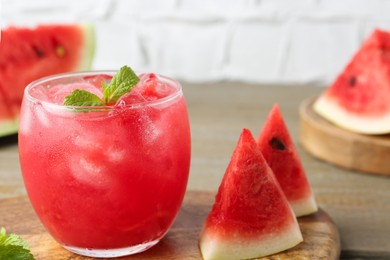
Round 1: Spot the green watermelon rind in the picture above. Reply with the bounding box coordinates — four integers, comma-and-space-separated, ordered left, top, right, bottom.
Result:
0, 119, 19, 137
290, 195, 318, 217
314, 95, 390, 134
77, 23, 96, 71
200, 221, 303, 260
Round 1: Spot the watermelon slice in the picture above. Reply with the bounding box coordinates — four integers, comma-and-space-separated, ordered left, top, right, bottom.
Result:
199, 129, 303, 260
314, 29, 390, 134
0, 24, 95, 136
257, 104, 317, 217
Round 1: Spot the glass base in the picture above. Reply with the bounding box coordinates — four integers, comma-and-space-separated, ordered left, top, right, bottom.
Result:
62, 239, 160, 258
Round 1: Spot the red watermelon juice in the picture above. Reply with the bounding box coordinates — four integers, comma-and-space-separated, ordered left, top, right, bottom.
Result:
18, 71, 191, 257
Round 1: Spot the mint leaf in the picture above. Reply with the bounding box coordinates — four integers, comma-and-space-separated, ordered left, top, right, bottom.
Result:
64, 89, 104, 106
64, 65, 140, 107
0, 228, 34, 260
103, 66, 140, 105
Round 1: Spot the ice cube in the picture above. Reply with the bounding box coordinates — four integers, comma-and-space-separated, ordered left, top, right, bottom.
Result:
82, 74, 112, 88
79, 157, 103, 175
74, 134, 103, 151
105, 146, 126, 163
34, 103, 51, 128
115, 87, 147, 107
69, 156, 109, 187
138, 73, 174, 101
71, 134, 124, 183
46, 82, 103, 105
144, 122, 161, 144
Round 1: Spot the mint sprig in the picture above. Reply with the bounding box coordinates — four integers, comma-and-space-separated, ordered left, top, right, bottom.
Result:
103, 66, 140, 105
0, 227, 34, 260
64, 65, 140, 107
64, 89, 104, 106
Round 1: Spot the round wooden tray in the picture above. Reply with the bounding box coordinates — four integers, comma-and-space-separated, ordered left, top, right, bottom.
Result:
0, 191, 340, 259
300, 97, 390, 176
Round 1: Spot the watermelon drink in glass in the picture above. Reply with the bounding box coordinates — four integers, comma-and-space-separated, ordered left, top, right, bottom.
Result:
18, 67, 191, 257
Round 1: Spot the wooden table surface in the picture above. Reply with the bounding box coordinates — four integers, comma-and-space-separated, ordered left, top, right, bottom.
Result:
0, 82, 389, 259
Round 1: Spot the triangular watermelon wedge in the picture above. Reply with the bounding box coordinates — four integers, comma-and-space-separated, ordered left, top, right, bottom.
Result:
257, 104, 317, 217
0, 23, 95, 136
314, 29, 390, 134
199, 129, 303, 260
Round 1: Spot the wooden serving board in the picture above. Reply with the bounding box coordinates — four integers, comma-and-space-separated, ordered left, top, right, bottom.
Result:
300, 97, 390, 176
0, 191, 339, 259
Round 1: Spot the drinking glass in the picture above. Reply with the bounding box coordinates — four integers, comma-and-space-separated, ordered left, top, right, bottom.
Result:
18, 71, 191, 258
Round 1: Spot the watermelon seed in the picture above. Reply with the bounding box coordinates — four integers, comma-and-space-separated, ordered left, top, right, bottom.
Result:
56, 46, 66, 57
349, 76, 357, 87
270, 137, 286, 151
32, 46, 45, 58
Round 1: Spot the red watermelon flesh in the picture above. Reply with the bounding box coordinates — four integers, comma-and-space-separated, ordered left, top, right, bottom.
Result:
199, 129, 302, 260
257, 104, 317, 217
314, 29, 390, 134
0, 24, 94, 135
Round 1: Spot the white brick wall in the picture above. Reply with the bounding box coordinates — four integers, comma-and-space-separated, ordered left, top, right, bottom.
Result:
2, 0, 390, 84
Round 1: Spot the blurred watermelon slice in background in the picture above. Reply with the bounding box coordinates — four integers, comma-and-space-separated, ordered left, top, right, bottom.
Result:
0, 24, 95, 136
314, 29, 390, 134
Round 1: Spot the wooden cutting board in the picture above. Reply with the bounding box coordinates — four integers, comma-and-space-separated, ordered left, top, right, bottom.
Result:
300, 97, 390, 176
0, 191, 340, 259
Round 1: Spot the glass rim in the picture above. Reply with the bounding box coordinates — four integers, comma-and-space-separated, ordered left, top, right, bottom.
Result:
24, 70, 183, 111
